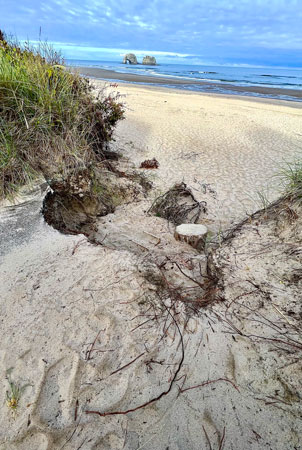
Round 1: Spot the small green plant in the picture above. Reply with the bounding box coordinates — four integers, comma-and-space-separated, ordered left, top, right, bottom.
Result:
256, 189, 271, 210
5, 368, 30, 415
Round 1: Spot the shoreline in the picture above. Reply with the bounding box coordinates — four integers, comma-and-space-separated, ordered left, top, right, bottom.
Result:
73, 66, 302, 102
104, 79, 302, 109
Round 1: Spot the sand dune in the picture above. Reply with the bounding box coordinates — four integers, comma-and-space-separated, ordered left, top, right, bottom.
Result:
108, 83, 302, 229
0, 87, 301, 449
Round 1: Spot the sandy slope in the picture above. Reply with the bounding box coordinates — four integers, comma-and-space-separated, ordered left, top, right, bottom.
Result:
0, 88, 302, 450
107, 83, 302, 229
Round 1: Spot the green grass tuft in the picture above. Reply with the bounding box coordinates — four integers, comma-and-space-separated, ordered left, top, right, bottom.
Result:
5, 368, 31, 415
278, 158, 302, 202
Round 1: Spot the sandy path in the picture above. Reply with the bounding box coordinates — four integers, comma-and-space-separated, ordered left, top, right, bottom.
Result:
106, 83, 302, 228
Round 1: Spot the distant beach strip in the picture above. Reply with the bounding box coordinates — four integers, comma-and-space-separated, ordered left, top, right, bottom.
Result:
72, 66, 302, 102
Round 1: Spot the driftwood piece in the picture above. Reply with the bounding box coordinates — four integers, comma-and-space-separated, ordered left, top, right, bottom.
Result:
174, 223, 208, 251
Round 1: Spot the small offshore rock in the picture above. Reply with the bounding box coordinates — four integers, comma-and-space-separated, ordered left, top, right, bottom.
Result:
123, 53, 138, 64
142, 56, 157, 65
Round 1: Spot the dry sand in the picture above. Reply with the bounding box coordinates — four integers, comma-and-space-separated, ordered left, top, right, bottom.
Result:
0, 86, 301, 450
107, 82, 302, 229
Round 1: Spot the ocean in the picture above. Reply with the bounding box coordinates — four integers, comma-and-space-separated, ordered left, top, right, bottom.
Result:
67, 59, 302, 101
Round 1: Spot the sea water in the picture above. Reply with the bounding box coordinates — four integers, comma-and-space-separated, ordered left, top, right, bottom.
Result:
67, 59, 302, 101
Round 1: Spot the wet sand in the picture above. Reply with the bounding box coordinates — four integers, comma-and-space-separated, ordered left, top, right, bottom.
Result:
74, 66, 302, 101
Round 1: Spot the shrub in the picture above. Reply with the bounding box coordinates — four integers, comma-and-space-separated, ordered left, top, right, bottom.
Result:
0, 31, 124, 198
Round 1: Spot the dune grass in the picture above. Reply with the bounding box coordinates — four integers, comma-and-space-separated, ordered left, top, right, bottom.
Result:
0, 31, 124, 198
280, 159, 302, 202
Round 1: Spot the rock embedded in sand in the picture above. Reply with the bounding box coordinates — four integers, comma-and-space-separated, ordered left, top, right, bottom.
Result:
142, 55, 157, 65
174, 223, 208, 251
123, 53, 138, 64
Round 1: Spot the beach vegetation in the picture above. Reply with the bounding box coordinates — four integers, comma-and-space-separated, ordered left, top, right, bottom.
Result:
0, 30, 124, 198
279, 158, 302, 202
5, 368, 31, 416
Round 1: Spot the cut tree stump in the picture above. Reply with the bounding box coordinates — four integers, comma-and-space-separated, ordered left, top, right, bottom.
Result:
174, 223, 208, 251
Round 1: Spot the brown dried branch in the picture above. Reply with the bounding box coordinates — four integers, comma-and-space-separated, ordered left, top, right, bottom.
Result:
178, 377, 239, 394
244, 334, 302, 350
202, 425, 213, 450
85, 330, 102, 361
74, 399, 79, 421
173, 260, 204, 288
130, 317, 156, 332
110, 352, 145, 376
218, 427, 226, 450
71, 238, 86, 255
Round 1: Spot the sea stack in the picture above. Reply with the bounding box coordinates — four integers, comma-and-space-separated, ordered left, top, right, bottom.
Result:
122, 53, 138, 64
142, 55, 157, 65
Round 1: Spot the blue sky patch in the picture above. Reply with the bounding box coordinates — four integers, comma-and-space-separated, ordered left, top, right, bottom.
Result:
1, 0, 302, 67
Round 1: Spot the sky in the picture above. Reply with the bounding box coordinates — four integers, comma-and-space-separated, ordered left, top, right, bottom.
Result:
1, 0, 302, 67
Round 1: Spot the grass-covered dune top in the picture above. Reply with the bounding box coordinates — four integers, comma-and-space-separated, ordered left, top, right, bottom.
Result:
0, 31, 124, 199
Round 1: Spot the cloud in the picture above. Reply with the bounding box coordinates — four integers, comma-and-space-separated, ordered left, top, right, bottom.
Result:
26, 40, 197, 62
1, 0, 302, 66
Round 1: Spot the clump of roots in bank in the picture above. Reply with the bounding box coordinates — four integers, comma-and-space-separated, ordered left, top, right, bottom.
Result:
149, 182, 207, 225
